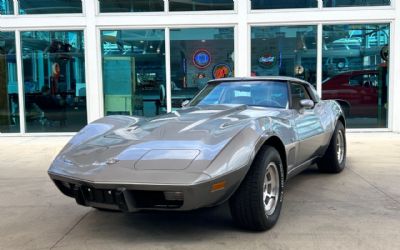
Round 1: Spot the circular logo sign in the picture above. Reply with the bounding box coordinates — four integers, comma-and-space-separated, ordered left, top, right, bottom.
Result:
213, 64, 232, 79
294, 65, 304, 75
380, 45, 389, 61
258, 54, 276, 69
193, 49, 211, 69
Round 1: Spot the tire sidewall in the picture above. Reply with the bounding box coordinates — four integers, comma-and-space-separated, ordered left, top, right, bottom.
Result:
333, 122, 346, 170
258, 147, 284, 227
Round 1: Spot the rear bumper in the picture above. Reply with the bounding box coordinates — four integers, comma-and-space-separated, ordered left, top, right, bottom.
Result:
48, 167, 247, 212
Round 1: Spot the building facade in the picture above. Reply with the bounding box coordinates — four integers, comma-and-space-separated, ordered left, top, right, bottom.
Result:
1, 0, 400, 135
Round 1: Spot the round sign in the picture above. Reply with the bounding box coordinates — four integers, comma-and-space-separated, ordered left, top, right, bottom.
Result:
380, 45, 389, 61
193, 49, 211, 69
294, 65, 304, 75
213, 64, 232, 79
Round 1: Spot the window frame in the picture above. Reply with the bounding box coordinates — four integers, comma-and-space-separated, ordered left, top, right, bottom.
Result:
289, 81, 316, 110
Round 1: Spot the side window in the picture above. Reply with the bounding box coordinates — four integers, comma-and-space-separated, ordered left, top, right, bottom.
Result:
369, 74, 379, 88
349, 74, 374, 87
290, 83, 310, 110
349, 74, 363, 86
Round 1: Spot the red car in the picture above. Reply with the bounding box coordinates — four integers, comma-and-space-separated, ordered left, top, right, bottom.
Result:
322, 70, 381, 117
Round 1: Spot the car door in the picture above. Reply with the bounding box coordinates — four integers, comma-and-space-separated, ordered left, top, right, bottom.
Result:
349, 72, 375, 117
290, 82, 325, 165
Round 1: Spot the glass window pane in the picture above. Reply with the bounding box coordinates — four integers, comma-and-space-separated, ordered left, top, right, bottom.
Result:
19, 0, 82, 14
21, 31, 87, 132
251, 0, 317, 9
169, 0, 233, 11
101, 29, 166, 117
322, 24, 390, 128
170, 27, 234, 109
1, 0, 14, 14
324, 0, 390, 7
251, 26, 317, 87
190, 81, 289, 109
0, 32, 19, 133
99, 0, 164, 13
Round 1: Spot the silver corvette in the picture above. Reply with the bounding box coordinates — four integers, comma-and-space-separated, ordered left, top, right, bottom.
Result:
48, 77, 346, 231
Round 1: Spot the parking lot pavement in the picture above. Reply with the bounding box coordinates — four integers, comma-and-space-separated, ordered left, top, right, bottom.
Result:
0, 133, 399, 250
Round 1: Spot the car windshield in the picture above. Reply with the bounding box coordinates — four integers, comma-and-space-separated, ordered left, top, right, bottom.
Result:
190, 81, 289, 109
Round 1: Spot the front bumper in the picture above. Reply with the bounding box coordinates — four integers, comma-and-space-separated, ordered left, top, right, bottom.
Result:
48, 167, 247, 212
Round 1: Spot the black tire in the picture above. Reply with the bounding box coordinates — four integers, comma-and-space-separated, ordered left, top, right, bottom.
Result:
229, 146, 284, 231
317, 121, 346, 173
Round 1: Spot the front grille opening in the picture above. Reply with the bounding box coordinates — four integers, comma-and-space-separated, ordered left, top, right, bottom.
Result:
81, 187, 118, 205
54, 180, 75, 197
131, 191, 183, 209
80, 186, 128, 210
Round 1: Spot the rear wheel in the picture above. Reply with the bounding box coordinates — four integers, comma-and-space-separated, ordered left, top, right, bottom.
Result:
317, 121, 346, 173
230, 146, 284, 231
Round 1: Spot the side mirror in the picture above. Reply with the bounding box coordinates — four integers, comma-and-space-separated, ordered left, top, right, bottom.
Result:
300, 99, 314, 109
181, 100, 190, 108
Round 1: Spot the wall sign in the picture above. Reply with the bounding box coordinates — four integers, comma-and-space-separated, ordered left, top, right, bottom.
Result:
380, 45, 389, 61
294, 65, 304, 75
213, 63, 231, 79
258, 54, 277, 69
193, 49, 211, 69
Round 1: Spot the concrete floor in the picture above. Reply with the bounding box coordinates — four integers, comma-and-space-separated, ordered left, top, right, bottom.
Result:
0, 133, 399, 250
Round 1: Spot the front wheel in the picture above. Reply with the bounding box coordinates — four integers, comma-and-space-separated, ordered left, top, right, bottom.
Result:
317, 121, 346, 173
229, 146, 284, 231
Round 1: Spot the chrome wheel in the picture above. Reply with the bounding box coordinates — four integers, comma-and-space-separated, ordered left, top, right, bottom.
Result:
336, 130, 345, 164
263, 162, 280, 216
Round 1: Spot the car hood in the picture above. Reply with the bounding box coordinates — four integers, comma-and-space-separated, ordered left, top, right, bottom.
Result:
50, 104, 289, 184
59, 105, 259, 166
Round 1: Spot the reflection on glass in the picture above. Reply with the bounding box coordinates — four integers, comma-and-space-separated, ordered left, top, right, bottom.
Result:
251, 26, 317, 86
322, 24, 390, 128
251, 0, 317, 9
19, 0, 82, 14
170, 28, 234, 109
0, 32, 19, 133
190, 81, 289, 109
99, 0, 164, 13
101, 29, 166, 117
21, 31, 87, 132
324, 0, 390, 7
1, 0, 14, 14
170, 0, 233, 11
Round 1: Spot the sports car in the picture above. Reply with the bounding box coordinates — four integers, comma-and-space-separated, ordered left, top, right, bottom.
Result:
48, 76, 346, 231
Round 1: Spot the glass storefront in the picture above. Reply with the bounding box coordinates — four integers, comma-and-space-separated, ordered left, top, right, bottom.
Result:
1, 0, 14, 14
322, 24, 390, 128
2, 1, 398, 133
169, 0, 233, 11
19, 0, 82, 14
251, 0, 317, 9
323, 0, 390, 7
21, 31, 87, 132
0, 32, 19, 133
99, 0, 164, 13
101, 29, 166, 117
251, 26, 317, 86
170, 27, 234, 108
